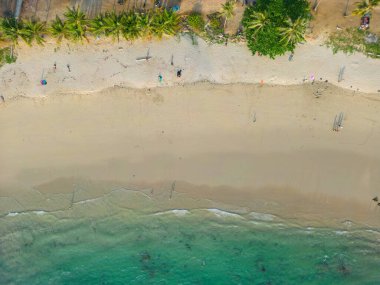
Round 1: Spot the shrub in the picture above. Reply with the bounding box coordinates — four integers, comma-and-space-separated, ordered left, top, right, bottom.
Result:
186, 13, 205, 33
0, 47, 17, 66
242, 0, 311, 59
326, 27, 380, 58
208, 13, 223, 35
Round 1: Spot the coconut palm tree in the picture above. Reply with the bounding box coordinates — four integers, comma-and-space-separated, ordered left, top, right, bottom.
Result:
278, 17, 308, 47
246, 11, 270, 35
0, 17, 20, 44
121, 12, 141, 41
89, 14, 106, 38
102, 11, 123, 42
138, 12, 153, 38
219, 1, 235, 29
19, 20, 46, 46
352, 0, 379, 16
49, 16, 67, 43
63, 6, 88, 42
150, 9, 180, 38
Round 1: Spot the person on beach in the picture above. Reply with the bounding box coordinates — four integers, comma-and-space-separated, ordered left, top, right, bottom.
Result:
177, 69, 182, 78
53, 63, 57, 72
158, 74, 163, 83
310, 74, 315, 84
67, 64, 71, 72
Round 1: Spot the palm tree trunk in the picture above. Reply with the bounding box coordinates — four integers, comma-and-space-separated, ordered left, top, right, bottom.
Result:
15, 0, 24, 19
312, 0, 320, 11
343, 0, 350, 16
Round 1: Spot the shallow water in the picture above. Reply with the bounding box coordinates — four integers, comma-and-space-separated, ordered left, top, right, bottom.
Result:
1, 203, 380, 285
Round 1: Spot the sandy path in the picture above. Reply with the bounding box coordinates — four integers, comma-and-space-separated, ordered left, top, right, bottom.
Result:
0, 37, 379, 101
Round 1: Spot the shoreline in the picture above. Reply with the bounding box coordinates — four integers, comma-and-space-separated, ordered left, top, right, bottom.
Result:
0, 37, 379, 101
1, 82, 380, 228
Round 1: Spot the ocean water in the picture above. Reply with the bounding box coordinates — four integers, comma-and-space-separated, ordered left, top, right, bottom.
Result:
1, 202, 380, 285
0, 185, 380, 285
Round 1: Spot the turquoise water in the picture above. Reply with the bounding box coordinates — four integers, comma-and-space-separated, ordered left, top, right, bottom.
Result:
1, 208, 380, 285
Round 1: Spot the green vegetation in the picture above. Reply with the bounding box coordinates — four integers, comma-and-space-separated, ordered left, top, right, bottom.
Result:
0, 7, 180, 46
5, 2, 376, 66
208, 13, 224, 35
19, 20, 46, 46
352, 0, 379, 16
328, 0, 380, 59
242, 0, 311, 59
0, 47, 17, 66
326, 28, 380, 58
186, 13, 205, 33
219, 1, 235, 29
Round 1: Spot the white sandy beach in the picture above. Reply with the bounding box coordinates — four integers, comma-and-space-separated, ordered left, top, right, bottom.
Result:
1, 36, 380, 227
0, 37, 379, 100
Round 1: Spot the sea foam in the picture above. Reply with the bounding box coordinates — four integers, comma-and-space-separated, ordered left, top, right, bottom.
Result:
249, 211, 276, 221
154, 209, 190, 217
206, 209, 244, 219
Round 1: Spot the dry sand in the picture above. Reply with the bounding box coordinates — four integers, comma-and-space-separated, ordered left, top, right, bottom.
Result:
1, 37, 379, 101
1, 82, 380, 227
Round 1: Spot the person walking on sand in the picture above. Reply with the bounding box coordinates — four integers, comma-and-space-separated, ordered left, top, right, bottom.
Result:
177, 69, 182, 78
158, 74, 163, 83
67, 64, 71, 72
53, 62, 57, 72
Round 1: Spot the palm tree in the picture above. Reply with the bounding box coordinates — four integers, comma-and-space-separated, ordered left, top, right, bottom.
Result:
246, 11, 270, 35
278, 17, 308, 47
150, 9, 180, 38
49, 16, 67, 43
0, 17, 20, 44
220, 1, 235, 29
121, 12, 141, 41
352, 0, 379, 16
89, 14, 106, 38
63, 6, 88, 42
138, 12, 153, 38
102, 11, 123, 42
19, 20, 46, 46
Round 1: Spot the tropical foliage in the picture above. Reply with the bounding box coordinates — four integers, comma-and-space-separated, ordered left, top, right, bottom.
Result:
150, 9, 180, 38
352, 0, 379, 16
63, 6, 88, 42
219, 1, 235, 28
326, 27, 380, 58
0, 17, 20, 44
18, 20, 46, 46
186, 13, 205, 33
242, 0, 311, 58
0, 7, 181, 46
0, 46, 17, 67
49, 16, 67, 43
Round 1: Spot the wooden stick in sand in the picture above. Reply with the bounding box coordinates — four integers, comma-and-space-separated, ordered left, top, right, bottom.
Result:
369, 196, 378, 210
169, 181, 176, 200
136, 48, 151, 62
333, 115, 338, 131
338, 66, 345, 82
338, 112, 344, 129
